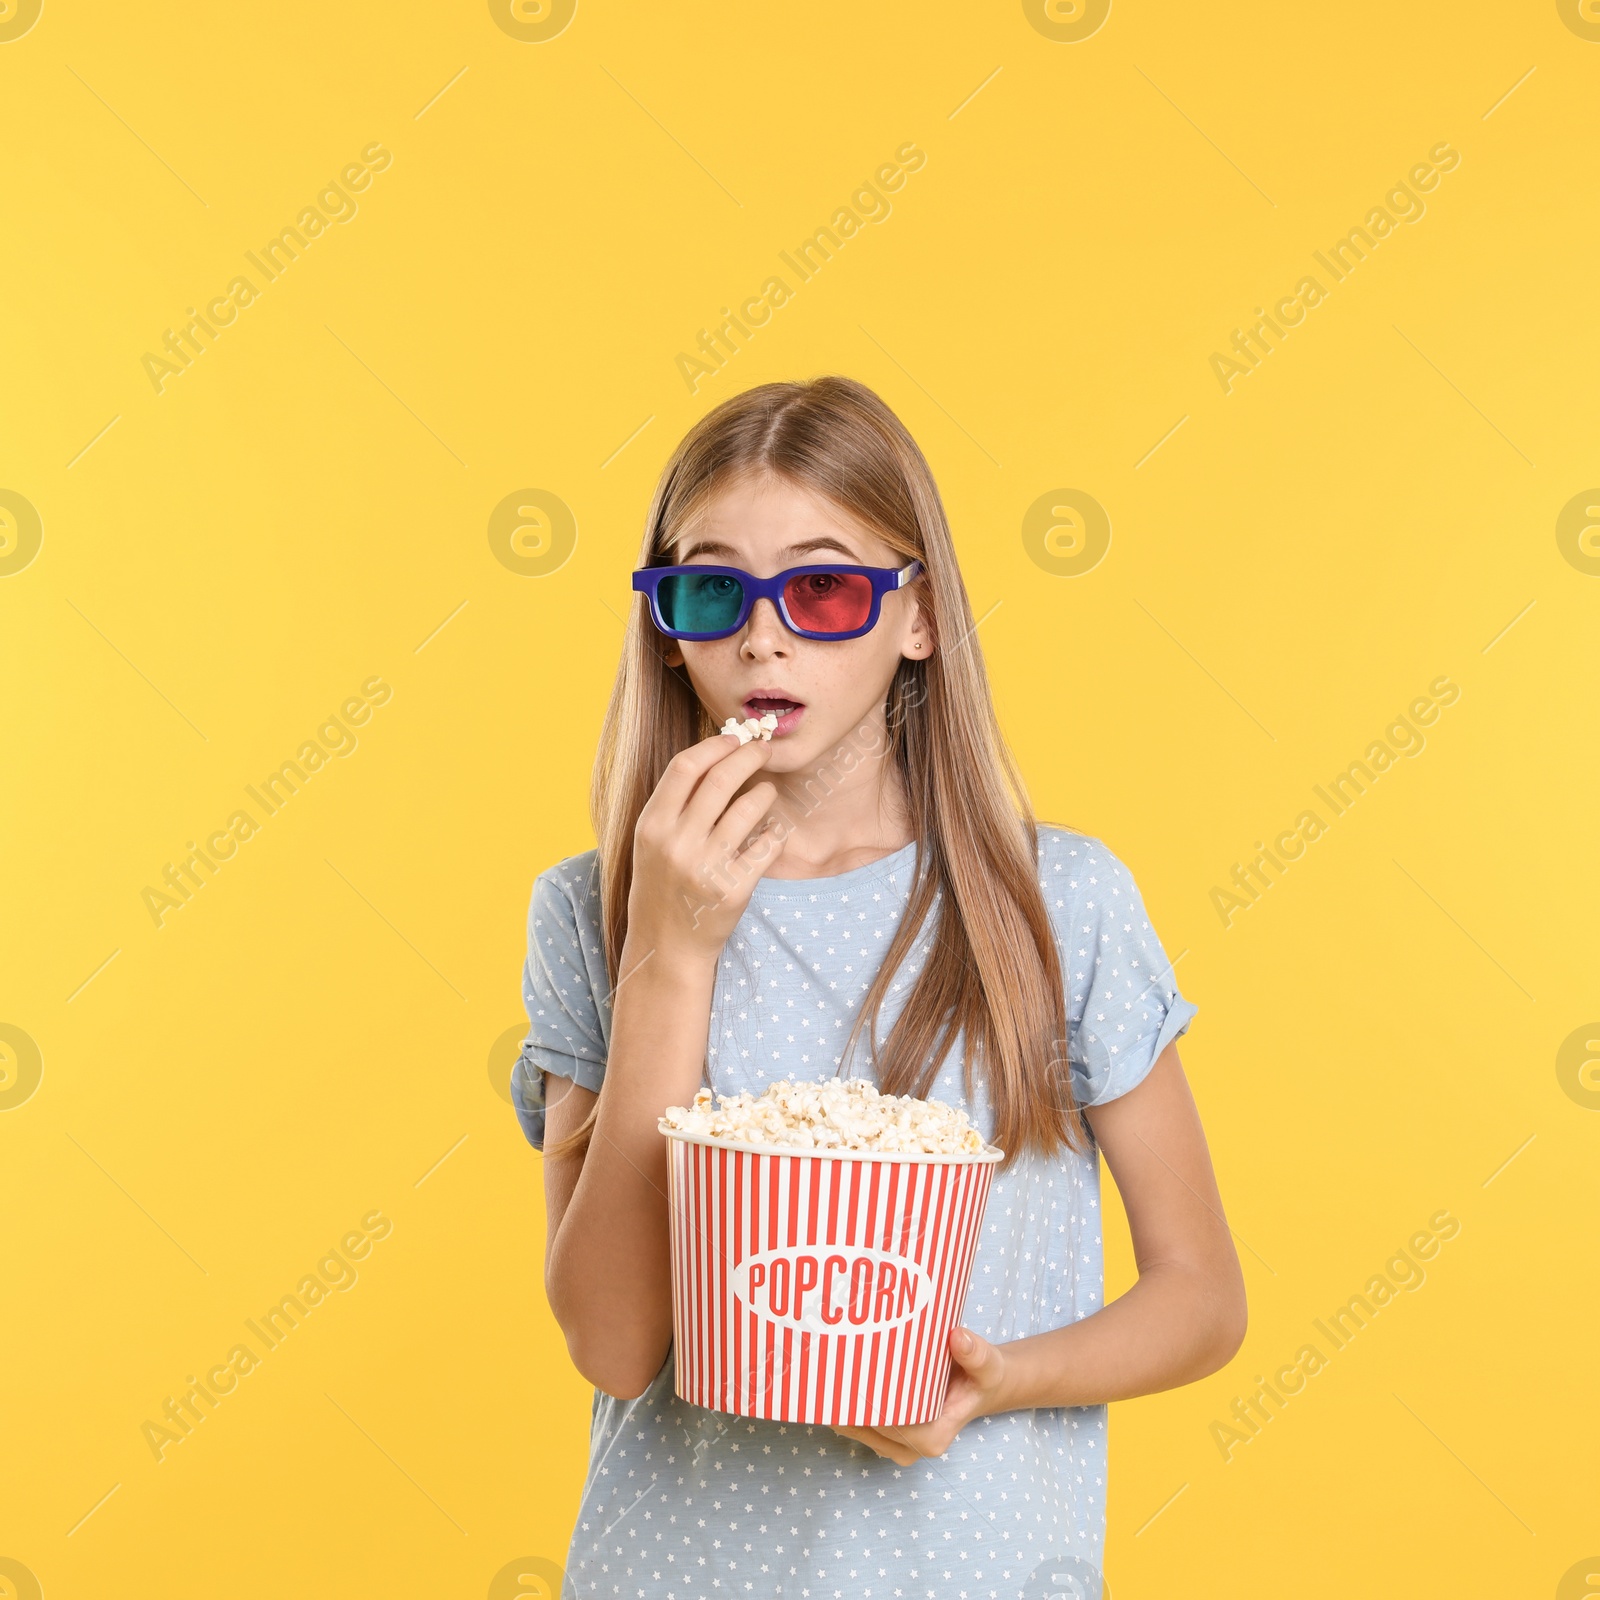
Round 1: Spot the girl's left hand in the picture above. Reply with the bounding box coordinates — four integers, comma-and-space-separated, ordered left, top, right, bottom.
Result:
832, 1326, 1009, 1465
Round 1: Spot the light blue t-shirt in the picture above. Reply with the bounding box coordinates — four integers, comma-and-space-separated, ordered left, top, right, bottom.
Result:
513, 823, 1197, 1600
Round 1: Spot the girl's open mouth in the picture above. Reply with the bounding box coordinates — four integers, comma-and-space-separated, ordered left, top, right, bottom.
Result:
742, 695, 805, 736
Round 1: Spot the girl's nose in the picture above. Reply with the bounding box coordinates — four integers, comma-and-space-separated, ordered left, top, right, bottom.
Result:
740, 596, 791, 655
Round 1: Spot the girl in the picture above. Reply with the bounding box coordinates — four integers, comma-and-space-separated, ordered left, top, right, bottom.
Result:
512, 375, 1247, 1599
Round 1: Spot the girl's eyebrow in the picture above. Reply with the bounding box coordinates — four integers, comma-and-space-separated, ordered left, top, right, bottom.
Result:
676, 534, 863, 562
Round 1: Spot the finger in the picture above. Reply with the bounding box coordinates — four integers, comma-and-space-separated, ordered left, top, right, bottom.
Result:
870, 1433, 921, 1465
948, 1327, 1003, 1394
838, 1427, 915, 1465
643, 730, 764, 825
688, 807, 783, 915
683, 799, 784, 920
850, 1426, 919, 1466
678, 736, 776, 842
732, 818, 789, 873
721, 814, 790, 891
705, 781, 780, 860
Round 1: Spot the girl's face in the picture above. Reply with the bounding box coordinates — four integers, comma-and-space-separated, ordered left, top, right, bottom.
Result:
661, 472, 931, 772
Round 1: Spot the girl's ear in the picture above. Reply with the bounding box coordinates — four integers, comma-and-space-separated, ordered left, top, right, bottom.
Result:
903, 599, 936, 660
652, 617, 684, 668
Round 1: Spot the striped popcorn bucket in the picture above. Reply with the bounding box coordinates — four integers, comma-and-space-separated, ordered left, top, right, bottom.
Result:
662, 1129, 1003, 1427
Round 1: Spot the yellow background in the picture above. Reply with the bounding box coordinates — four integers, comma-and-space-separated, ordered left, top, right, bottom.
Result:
2, 0, 1596, 1594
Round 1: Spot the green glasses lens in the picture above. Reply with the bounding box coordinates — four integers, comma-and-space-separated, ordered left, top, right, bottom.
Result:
657, 571, 745, 634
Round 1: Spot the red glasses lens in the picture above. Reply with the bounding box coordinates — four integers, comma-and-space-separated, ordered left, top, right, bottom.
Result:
781, 571, 874, 634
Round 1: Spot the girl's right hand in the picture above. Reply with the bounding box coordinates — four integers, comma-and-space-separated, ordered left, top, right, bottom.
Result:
626, 731, 790, 965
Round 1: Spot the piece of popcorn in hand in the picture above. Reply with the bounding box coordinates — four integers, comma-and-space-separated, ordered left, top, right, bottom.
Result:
719, 711, 779, 744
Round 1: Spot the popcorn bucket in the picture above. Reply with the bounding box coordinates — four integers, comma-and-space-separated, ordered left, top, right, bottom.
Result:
662, 1129, 1004, 1427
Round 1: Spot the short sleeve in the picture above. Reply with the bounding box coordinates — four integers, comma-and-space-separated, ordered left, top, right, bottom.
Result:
510, 854, 612, 1151
1051, 832, 1197, 1109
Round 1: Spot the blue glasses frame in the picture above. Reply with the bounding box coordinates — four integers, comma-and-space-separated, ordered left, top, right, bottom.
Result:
631, 559, 924, 641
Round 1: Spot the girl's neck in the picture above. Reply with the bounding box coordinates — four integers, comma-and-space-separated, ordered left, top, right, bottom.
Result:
759, 749, 915, 881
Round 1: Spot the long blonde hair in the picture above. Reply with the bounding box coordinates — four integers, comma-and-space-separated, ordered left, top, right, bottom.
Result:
544, 375, 1089, 1173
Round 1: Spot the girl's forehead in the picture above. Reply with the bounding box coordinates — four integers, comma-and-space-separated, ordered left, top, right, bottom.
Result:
678, 474, 891, 562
